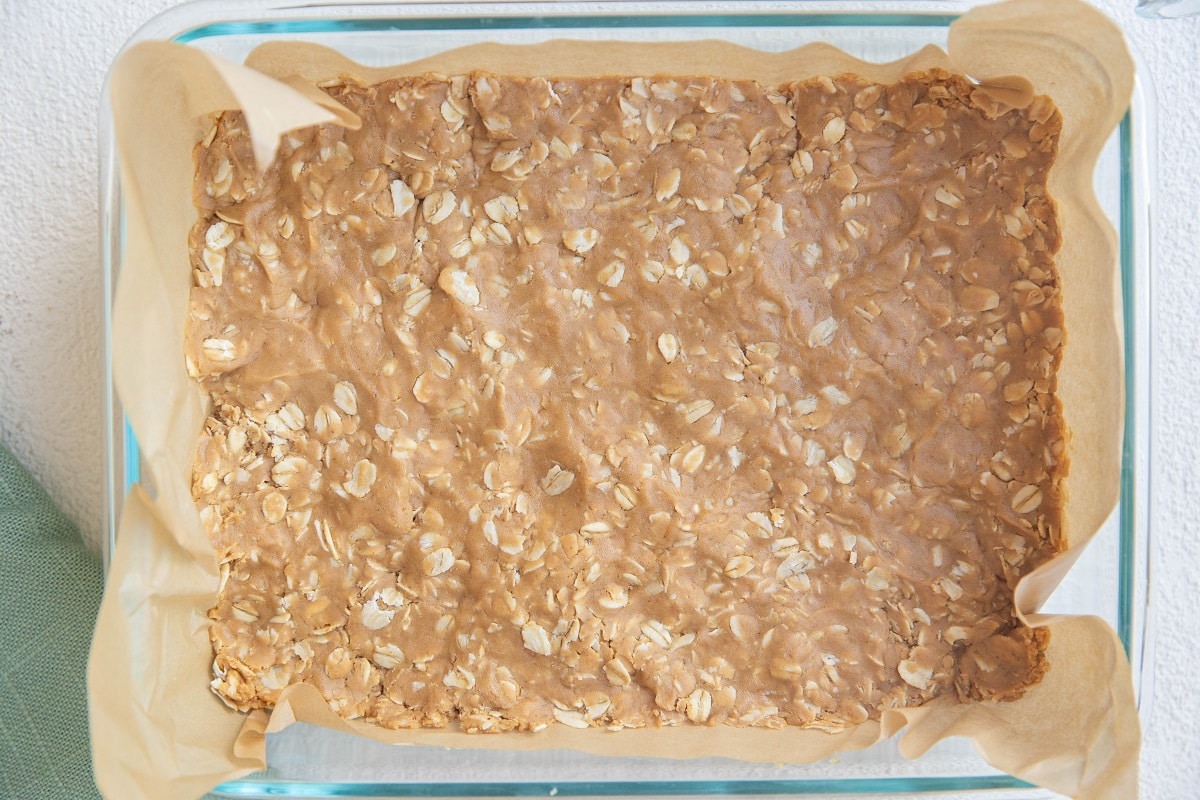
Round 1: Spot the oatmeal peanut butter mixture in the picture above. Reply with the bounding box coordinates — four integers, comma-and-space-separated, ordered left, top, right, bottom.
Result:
188, 69, 1066, 732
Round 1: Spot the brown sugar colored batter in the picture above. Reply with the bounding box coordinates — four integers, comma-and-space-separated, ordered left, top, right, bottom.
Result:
187, 69, 1066, 732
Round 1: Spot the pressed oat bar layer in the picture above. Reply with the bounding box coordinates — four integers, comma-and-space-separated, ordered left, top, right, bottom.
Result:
188, 69, 1066, 732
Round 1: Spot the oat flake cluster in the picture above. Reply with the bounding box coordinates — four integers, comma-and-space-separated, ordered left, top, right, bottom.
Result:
188, 69, 1066, 732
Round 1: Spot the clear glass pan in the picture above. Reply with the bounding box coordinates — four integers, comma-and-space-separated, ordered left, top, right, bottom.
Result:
100, 2, 1157, 797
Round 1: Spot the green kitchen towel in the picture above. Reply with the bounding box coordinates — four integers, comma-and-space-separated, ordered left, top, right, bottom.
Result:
0, 442, 103, 800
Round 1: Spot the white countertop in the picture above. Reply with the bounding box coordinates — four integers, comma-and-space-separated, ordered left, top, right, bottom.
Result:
0, 1, 1195, 797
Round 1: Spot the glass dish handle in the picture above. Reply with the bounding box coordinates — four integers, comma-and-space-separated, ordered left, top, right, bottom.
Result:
1137, 0, 1200, 17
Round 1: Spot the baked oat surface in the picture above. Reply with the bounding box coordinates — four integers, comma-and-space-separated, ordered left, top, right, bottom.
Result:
188, 69, 1065, 732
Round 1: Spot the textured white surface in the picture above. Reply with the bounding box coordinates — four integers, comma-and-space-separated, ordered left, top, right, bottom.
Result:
0, 1, 1195, 797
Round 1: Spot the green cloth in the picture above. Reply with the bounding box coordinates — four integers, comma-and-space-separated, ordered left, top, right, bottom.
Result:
0, 442, 103, 800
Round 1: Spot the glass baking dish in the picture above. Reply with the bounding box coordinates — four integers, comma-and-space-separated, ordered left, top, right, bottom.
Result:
100, 2, 1158, 797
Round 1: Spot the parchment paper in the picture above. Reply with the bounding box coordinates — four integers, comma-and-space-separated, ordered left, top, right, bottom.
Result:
89, 1, 1138, 798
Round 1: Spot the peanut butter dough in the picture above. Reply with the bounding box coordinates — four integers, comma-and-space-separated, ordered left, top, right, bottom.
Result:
187, 69, 1066, 732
